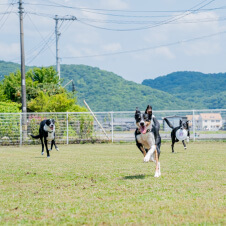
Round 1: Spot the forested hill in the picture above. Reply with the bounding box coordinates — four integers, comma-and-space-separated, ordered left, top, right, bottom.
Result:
60, 64, 195, 111
0, 60, 225, 110
142, 71, 226, 109
0, 60, 31, 79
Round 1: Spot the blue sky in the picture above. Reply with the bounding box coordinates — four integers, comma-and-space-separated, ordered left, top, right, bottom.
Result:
0, 0, 226, 83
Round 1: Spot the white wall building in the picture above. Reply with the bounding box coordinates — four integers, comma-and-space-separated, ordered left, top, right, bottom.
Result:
198, 113, 222, 131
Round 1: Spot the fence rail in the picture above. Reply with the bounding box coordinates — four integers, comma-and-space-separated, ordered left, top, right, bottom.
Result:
0, 109, 225, 145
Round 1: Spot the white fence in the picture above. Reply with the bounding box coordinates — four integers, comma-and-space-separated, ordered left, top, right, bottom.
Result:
0, 109, 225, 145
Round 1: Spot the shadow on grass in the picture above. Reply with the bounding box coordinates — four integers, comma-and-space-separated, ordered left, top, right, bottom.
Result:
121, 174, 150, 180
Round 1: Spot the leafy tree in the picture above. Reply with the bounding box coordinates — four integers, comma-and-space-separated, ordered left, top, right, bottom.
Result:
1, 67, 62, 103
0, 66, 87, 112
0, 83, 7, 101
0, 102, 21, 113
28, 91, 86, 112
26, 67, 60, 84
1, 71, 22, 102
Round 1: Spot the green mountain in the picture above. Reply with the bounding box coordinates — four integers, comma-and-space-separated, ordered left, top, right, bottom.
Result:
142, 71, 226, 109
60, 64, 196, 111
0, 60, 31, 80
0, 61, 225, 111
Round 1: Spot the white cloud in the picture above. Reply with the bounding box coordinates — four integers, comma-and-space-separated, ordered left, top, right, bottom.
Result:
0, 42, 20, 59
99, 0, 129, 10
154, 47, 175, 59
131, 45, 175, 61
182, 40, 220, 56
143, 11, 222, 57
172, 11, 220, 33
64, 45, 101, 58
102, 43, 121, 52
80, 7, 107, 21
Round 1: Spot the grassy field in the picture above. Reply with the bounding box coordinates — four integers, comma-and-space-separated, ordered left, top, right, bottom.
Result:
0, 142, 225, 225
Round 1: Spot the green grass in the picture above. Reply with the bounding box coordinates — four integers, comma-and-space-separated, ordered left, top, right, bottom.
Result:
0, 142, 225, 225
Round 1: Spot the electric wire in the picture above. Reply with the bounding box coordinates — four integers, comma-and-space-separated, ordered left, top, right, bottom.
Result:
61, 30, 226, 59
22, 0, 225, 19
78, 16, 226, 25
0, 3, 15, 31
26, 33, 55, 65
24, 13, 75, 65
23, 0, 222, 13
2, 0, 224, 65
76, 0, 217, 31
26, 13, 55, 57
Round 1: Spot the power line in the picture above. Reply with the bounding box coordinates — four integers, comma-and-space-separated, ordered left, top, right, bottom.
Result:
21, 0, 223, 33
26, 13, 55, 58
0, 2, 15, 30
7, 28, 56, 64
61, 30, 226, 59
78, 17, 226, 25
76, 0, 217, 31
24, 8, 226, 28
2, 0, 224, 66
23, 0, 224, 19
23, 7, 226, 19
23, 0, 222, 13
23, 11, 54, 19
26, 34, 55, 65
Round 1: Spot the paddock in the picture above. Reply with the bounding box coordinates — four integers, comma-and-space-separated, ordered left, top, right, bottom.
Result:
0, 141, 225, 225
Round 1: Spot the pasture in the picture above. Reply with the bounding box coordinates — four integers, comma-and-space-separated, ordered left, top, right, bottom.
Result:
0, 142, 225, 225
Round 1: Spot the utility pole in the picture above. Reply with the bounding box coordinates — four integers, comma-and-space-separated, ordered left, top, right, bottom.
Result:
54, 15, 77, 81
19, 0, 27, 140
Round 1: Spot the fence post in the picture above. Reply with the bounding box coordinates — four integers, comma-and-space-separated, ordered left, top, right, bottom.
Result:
20, 113, 22, 146
193, 110, 196, 141
111, 112, 114, 143
66, 112, 69, 145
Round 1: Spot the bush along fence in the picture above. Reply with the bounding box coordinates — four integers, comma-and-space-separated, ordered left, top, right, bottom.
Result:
0, 109, 226, 145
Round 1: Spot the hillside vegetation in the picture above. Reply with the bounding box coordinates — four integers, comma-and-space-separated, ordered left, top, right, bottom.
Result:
60, 64, 195, 111
142, 71, 226, 109
0, 60, 31, 79
1, 61, 225, 111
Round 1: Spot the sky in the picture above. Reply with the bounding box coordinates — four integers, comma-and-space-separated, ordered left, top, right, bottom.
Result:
0, 0, 226, 83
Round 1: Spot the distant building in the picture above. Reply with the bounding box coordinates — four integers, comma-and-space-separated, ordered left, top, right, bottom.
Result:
186, 113, 223, 131
198, 113, 222, 131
